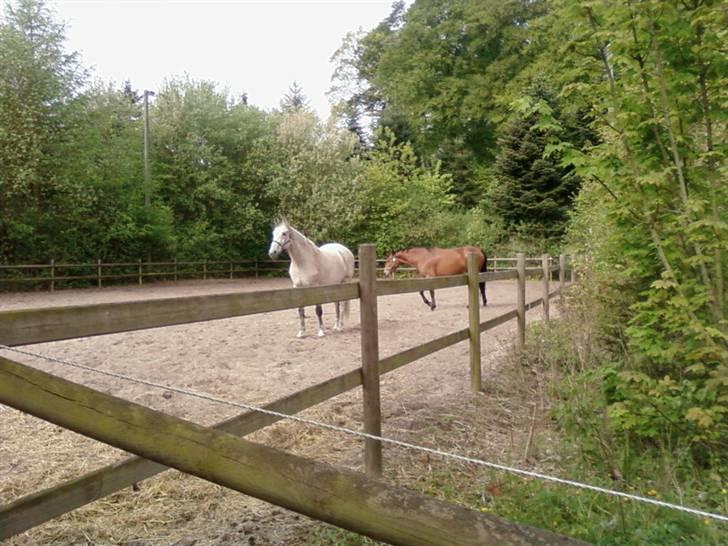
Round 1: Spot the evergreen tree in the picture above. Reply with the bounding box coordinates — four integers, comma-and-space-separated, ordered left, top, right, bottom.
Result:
491, 86, 582, 241
0, 0, 86, 261
280, 81, 311, 113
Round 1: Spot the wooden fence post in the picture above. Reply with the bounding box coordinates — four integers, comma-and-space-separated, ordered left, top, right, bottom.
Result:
358, 244, 382, 477
174, 258, 178, 281
97, 259, 102, 288
50, 259, 55, 292
542, 254, 550, 321
229, 261, 233, 279
559, 254, 565, 305
137, 259, 142, 285
467, 252, 482, 393
203, 259, 207, 280
516, 253, 526, 351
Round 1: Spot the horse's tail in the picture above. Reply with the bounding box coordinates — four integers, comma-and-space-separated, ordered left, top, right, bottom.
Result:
479, 249, 488, 273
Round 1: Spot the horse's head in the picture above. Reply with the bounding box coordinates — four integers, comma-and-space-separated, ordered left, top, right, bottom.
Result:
268, 221, 292, 259
383, 252, 400, 277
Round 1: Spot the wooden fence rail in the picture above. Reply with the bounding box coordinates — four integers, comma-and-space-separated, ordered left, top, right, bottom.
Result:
0, 250, 575, 543
0, 256, 542, 291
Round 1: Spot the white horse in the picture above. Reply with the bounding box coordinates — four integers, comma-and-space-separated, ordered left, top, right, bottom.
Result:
268, 220, 355, 337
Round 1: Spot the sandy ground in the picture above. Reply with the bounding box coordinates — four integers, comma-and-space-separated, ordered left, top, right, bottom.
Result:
0, 277, 551, 545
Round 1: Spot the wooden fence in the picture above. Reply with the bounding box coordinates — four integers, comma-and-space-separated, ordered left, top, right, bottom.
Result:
0, 256, 534, 291
0, 249, 582, 545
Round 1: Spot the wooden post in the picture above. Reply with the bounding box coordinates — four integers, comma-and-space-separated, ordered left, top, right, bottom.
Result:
50, 259, 55, 292
229, 261, 233, 279
516, 253, 526, 351
467, 252, 482, 392
97, 259, 102, 288
559, 254, 565, 306
0, 357, 586, 546
137, 259, 142, 285
255, 259, 259, 279
203, 259, 207, 280
174, 258, 178, 281
542, 254, 550, 321
358, 243, 382, 477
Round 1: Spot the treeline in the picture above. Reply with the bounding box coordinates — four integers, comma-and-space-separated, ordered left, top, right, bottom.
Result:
0, 0, 591, 266
1, 0, 727, 540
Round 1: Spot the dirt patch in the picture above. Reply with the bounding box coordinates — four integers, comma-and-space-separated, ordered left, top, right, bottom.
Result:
1, 277, 552, 545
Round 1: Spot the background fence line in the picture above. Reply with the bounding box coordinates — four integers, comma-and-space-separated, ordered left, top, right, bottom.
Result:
0, 256, 536, 291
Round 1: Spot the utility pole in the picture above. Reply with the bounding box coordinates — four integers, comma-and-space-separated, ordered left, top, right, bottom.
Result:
143, 90, 155, 208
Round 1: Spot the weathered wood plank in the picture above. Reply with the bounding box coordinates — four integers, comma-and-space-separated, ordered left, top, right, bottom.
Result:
468, 253, 482, 393
0, 366, 363, 538
0, 357, 588, 546
0, 282, 358, 346
379, 328, 470, 374
516, 254, 526, 351
479, 270, 518, 282
358, 244, 383, 477
376, 274, 467, 296
479, 309, 519, 334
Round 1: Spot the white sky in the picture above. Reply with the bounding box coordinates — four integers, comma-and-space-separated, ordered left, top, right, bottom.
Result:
48, 0, 396, 119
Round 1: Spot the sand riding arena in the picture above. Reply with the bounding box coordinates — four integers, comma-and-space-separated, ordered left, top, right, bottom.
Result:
1, 274, 556, 545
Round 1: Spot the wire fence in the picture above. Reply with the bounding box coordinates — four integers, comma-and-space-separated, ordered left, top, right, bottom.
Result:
2, 342, 725, 524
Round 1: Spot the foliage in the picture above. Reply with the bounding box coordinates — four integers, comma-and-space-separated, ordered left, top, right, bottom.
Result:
0, 0, 85, 261
330, 0, 546, 206
551, 0, 728, 448
265, 109, 364, 246
152, 77, 275, 259
490, 83, 586, 243
490, 317, 727, 546
357, 128, 456, 253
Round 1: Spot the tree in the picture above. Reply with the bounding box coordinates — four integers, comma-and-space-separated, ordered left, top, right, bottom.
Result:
549, 0, 728, 446
332, 0, 547, 206
358, 128, 455, 252
152, 77, 275, 259
0, 0, 86, 261
266, 110, 364, 246
490, 84, 585, 242
280, 81, 311, 113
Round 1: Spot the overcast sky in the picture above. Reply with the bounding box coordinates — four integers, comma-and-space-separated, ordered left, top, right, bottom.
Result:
48, 0, 396, 119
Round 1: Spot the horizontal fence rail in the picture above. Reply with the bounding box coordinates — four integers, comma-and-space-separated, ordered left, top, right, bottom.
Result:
0, 268, 531, 346
0, 256, 537, 291
0, 283, 358, 346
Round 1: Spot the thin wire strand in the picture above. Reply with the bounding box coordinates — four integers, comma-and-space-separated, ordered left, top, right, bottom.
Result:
1, 343, 726, 523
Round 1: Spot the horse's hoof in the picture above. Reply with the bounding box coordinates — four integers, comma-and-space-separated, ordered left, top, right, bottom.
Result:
333, 324, 342, 331
296, 331, 305, 338
318, 330, 325, 337
430, 305, 436, 311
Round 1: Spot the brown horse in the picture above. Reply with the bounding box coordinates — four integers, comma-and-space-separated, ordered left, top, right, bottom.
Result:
384, 246, 488, 310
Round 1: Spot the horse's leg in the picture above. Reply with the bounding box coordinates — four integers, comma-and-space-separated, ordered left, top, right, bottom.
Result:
315, 304, 325, 337
297, 307, 306, 338
419, 290, 431, 308
333, 301, 342, 331
429, 289, 436, 311
479, 280, 487, 306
